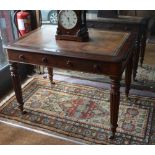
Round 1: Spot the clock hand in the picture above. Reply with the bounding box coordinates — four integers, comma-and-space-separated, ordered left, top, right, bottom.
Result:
67, 17, 71, 26
63, 14, 69, 22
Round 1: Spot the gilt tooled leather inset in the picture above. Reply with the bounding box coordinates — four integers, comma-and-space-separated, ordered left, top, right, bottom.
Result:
15, 25, 129, 57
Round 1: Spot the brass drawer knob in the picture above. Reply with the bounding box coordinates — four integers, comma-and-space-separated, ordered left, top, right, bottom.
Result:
19, 55, 25, 61
42, 57, 48, 63
93, 64, 100, 72
66, 60, 72, 67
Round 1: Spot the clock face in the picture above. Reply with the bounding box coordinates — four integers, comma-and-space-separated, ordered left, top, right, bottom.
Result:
59, 10, 78, 30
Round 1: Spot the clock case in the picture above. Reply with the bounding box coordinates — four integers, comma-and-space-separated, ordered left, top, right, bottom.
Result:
55, 10, 89, 42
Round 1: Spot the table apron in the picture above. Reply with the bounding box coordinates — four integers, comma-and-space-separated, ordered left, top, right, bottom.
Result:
7, 50, 122, 77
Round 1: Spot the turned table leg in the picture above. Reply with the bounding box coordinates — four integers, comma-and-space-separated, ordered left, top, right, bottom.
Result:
10, 63, 25, 114
140, 34, 147, 67
109, 76, 121, 139
47, 67, 55, 85
133, 39, 140, 81
125, 55, 133, 98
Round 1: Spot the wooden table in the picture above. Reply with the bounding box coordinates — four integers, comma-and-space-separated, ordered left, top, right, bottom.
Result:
87, 15, 149, 80
6, 25, 134, 139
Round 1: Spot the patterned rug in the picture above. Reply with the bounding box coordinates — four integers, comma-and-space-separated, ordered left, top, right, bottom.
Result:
0, 77, 155, 144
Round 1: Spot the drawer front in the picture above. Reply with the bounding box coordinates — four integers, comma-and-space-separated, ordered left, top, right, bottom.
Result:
7, 50, 117, 75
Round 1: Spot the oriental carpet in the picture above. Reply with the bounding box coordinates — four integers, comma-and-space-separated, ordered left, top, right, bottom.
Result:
0, 77, 155, 144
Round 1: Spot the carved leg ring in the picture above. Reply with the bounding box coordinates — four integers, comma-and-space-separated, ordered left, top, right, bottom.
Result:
47, 67, 55, 85
109, 77, 121, 139
10, 63, 25, 114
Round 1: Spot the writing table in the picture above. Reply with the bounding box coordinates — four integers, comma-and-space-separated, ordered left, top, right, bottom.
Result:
6, 25, 134, 139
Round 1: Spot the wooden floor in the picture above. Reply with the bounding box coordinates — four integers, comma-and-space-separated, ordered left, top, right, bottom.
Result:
0, 122, 77, 145
0, 43, 154, 145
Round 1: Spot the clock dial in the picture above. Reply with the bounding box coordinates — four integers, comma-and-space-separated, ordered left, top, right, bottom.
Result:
59, 10, 78, 30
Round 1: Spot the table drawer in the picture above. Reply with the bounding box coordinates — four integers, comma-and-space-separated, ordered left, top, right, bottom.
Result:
8, 51, 50, 65
7, 50, 116, 75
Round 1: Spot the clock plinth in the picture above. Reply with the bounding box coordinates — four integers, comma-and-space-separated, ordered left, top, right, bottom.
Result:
55, 34, 89, 42
55, 27, 89, 42
55, 10, 89, 42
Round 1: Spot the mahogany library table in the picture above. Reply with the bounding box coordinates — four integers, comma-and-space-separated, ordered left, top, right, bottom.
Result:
6, 25, 134, 139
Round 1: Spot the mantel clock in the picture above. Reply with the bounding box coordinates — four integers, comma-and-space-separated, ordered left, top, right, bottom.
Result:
55, 10, 89, 42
